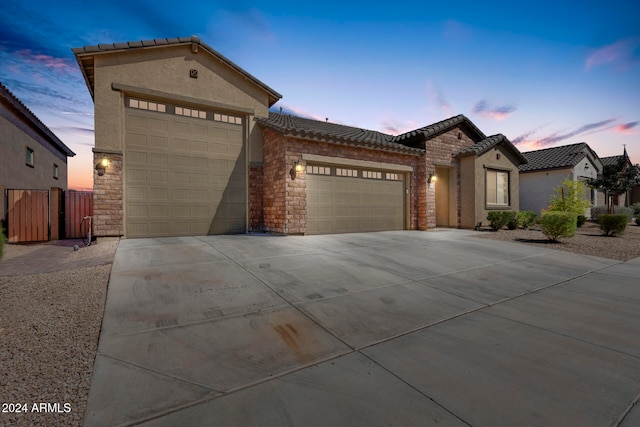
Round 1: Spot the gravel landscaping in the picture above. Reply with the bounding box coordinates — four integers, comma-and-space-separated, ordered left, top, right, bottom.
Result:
476, 220, 640, 261
0, 240, 117, 427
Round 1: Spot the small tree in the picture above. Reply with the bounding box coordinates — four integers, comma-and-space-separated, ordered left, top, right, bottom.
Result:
587, 156, 640, 214
548, 178, 591, 217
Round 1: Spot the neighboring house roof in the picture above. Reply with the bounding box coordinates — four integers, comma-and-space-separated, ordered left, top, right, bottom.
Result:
257, 112, 424, 155
455, 133, 528, 165
0, 81, 75, 157
600, 149, 632, 167
72, 36, 282, 106
519, 142, 600, 173
392, 114, 487, 145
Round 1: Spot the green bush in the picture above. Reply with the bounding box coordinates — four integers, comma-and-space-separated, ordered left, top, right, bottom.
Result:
598, 214, 628, 236
635, 216, 640, 226
631, 202, 640, 217
548, 179, 591, 217
505, 211, 518, 230
540, 212, 577, 241
487, 211, 514, 231
591, 205, 634, 223
517, 211, 537, 229
577, 215, 586, 228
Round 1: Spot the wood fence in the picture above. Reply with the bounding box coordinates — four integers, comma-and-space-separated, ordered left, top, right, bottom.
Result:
64, 191, 93, 239
4, 189, 93, 243
6, 189, 49, 243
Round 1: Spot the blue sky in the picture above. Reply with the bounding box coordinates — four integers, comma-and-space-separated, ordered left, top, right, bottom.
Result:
1, 0, 639, 189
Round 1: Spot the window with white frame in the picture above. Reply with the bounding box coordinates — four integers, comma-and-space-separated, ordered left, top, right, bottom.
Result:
486, 169, 509, 206
53, 163, 59, 179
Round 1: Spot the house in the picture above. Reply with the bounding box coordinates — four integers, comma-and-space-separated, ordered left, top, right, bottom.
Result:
518, 142, 602, 216
596, 148, 636, 207
0, 82, 75, 227
72, 36, 525, 238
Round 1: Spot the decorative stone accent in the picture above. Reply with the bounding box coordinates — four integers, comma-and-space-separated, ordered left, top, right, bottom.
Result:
262, 128, 426, 234
92, 151, 123, 237
249, 165, 264, 231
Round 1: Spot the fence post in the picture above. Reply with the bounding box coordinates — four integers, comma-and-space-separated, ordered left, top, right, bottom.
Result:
50, 187, 63, 241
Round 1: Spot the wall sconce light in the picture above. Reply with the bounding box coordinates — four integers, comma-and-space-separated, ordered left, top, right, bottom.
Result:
95, 158, 109, 176
290, 160, 304, 180
427, 173, 437, 184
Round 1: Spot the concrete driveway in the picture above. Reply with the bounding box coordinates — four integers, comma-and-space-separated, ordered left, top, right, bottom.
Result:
84, 230, 640, 427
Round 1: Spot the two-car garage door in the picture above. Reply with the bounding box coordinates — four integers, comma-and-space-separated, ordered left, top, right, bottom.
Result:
124, 98, 245, 238
306, 165, 406, 234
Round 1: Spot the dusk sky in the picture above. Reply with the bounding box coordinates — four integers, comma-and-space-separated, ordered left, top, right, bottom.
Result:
1, 0, 639, 190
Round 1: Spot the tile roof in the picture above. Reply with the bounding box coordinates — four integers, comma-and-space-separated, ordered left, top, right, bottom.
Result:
455, 134, 527, 164
518, 142, 599, 172
257, 112, 424, 154
72, 36, 282, 105
0, 81, 75, 157
392, 114, 486, 144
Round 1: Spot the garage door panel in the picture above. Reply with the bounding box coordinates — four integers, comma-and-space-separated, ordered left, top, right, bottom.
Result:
125, 107, 245, 238
307, 173, 404, 235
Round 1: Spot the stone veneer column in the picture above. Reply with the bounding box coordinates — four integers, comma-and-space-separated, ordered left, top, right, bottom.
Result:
92, 150, 123, 237
248, 164, 264, 231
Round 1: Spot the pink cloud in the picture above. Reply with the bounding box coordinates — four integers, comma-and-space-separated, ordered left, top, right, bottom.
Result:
585, 36, 640, 70
614, 121, 638, 135
472, 100, 516, 121
379, 118, 419, 136
14, 49, 75, 72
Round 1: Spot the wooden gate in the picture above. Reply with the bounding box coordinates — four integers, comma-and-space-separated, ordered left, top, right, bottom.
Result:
5, 189, 50, 243
65, 191, 93, 238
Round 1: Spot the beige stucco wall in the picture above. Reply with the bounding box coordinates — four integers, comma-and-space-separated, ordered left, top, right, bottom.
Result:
473, 146, 521, 226
92, 44, 272, 162
0, 113, 68, 219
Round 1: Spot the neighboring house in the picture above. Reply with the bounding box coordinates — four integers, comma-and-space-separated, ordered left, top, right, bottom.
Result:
73, 36, 526, 238
519, 142, 602, 216
596, 149, 635, 207
0, 82, 75, 224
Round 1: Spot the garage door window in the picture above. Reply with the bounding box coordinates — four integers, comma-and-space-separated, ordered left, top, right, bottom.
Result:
307, 165, 331, 175
363, 170, 382, 179
336, 168, 358, 177
129, 98, 166, 113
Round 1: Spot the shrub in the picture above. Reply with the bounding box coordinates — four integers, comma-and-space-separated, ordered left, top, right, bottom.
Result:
598, 214, 628, 236
577, 215, 586, 228
548, 179, 591, 217
517, 211, 537, 229
540, 212, 577, 241
505, 211, 518, 230
636, 216, 640, 226
487, 211, 514, 231
591, 205, 634, 223
632, 202, 640, 217
0, 232, 5, 261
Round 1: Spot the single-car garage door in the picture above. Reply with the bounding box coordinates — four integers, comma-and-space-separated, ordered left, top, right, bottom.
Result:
306, 164, 405, 234
124, 98, 245, 238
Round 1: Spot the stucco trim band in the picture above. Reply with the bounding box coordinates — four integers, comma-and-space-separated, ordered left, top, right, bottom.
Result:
301, 154, 414, 172
111, 83, 256, 115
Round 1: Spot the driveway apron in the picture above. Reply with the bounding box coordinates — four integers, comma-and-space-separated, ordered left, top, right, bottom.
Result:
83, 230, 640, 427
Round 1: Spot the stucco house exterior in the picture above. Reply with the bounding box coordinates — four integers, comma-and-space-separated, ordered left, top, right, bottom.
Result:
1, 82, 75, 224
73, 36, 525, 238
519, 142, 602, 216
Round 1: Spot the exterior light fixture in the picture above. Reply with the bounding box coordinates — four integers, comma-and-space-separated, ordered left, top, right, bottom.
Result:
96, 158, 109, 176
290, 160, 304, 180
427, 173, 437, 184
